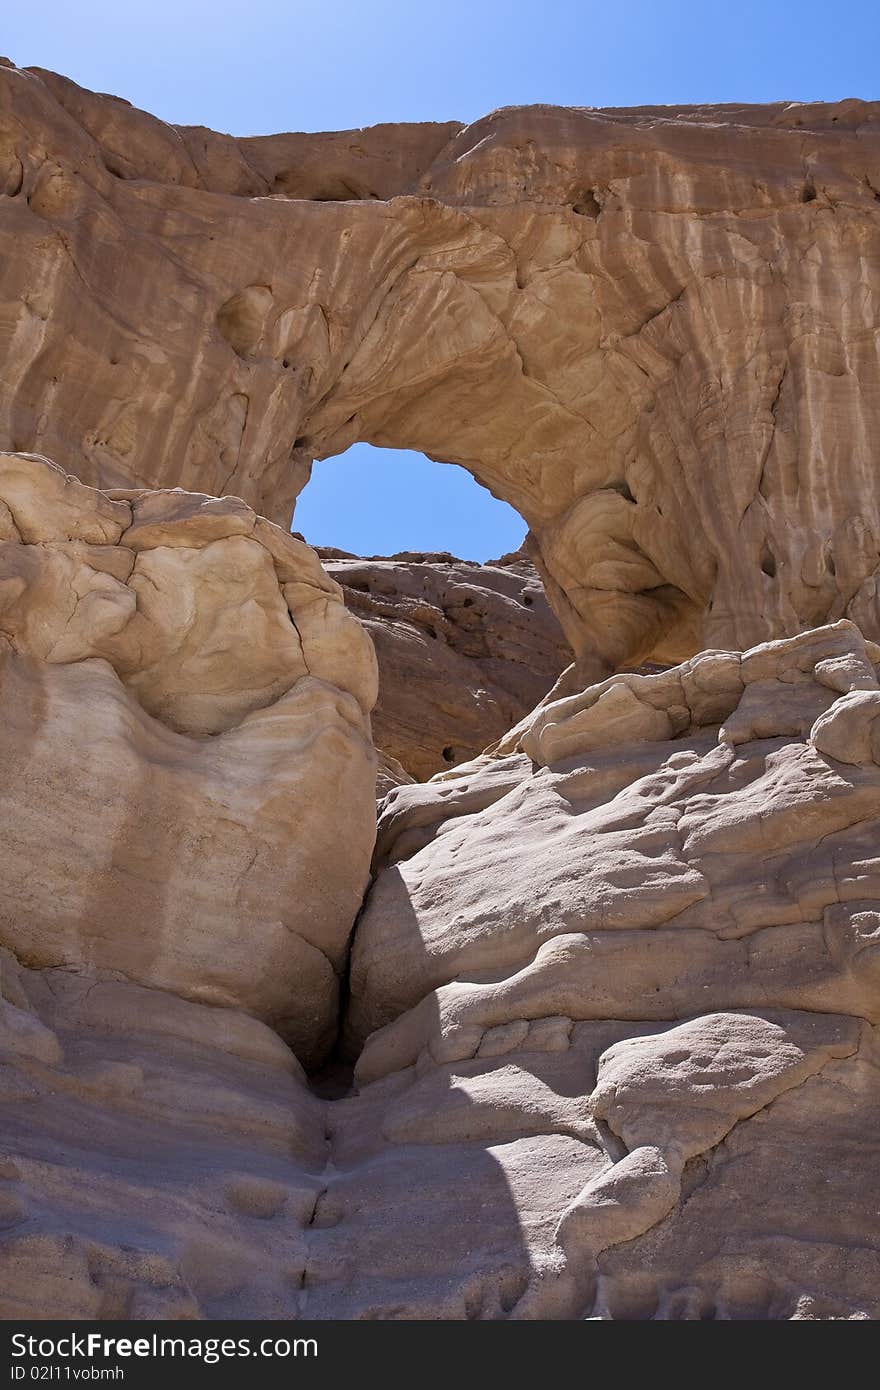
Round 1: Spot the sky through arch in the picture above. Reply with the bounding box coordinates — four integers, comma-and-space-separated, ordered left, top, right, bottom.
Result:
293, 444, 527, 561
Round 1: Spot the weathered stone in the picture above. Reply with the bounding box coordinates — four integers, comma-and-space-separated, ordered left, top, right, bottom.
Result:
2, 64, 880, 675
1, 63, 880, 1322
320, 546, 570, 778
0, 454, 377, 1067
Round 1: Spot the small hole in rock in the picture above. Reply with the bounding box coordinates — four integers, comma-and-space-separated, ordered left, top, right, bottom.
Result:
282, 358, 291, 369
442, 746, 455, 763
293, 436, 309, 449
761, 542, 777, 578
571, 189, 602, 218
463, 597, 474, 608
801, 180, 817, 203
523, 594, 534, 607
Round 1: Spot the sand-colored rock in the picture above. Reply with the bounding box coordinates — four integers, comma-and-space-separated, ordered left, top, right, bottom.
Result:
2, 63, 879, 675
0, 951, 595, 1319
351, 620, 880, 1058
2, 61, 880, 1320
336, 620, 880, 1316
0, 452, 377, 1066
2, 459, 879, 1315
5, 599, 873, 1320
319, 547, 570, 778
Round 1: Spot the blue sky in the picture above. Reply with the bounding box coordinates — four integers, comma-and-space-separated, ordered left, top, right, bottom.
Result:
6, 1, 877, 558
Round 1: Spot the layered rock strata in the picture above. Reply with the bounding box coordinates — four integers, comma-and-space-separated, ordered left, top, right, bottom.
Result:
320, 547, 570, 779
2, 62, 879, 671
343, 618, 880, 1317
2, 544, 879, 1315
2, 60, 880, 1320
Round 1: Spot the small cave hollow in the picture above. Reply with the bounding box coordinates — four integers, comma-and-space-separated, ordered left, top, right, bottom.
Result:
761, 541, 778, 578
571, 189, 602, 218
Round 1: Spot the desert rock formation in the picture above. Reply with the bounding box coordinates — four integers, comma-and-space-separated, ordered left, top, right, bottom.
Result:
1, 64, 880, 1321
2, 61, 880, 675
3, 600, 879, 1318
319, 547, 570, 778
346, 618, 880, 1317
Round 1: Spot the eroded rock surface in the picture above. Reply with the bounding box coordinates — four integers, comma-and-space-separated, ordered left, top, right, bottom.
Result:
341, 620, 880, 1317
0, 951, 592, 1320
2, 569, 879, 1316
319, 546, 570, 778
0, 452, 377, 1066
2, 62, 880, 673
2, 62, 880, 1319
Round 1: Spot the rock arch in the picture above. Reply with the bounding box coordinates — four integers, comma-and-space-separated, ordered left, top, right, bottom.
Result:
2, 62, 880, 675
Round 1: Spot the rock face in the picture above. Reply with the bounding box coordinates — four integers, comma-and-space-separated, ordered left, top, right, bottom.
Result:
2, 62, 880, 674
320, 547, 570, 779
0, 453, 377, 1067
2, 63, 880, 1321
3, 608, 880, 1319
345, 618, 880, 1318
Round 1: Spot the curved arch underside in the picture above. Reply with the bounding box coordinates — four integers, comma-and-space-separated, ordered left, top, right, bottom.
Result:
1, 62, 879, 671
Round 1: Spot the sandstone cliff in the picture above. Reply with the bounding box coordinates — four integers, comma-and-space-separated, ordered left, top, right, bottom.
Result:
2, 515, 878, 1316
1, 64, 880, 1321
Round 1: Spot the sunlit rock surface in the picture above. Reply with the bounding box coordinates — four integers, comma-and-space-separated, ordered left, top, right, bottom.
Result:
1, 61, 880, 1319
0, 453, 377, 1066
2, 585, 879, 1318
2, 62, 880, 671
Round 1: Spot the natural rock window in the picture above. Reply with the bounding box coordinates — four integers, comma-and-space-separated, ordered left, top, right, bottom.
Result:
293, 443, 571, 782
293, 442, 526, 561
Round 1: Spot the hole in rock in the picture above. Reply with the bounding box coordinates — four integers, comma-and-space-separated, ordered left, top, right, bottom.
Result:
572, 189, 602, 217
760, 542, 778, 578
293, 443, 527, 561
801, 179, 817, 203
442, 745, 456, 763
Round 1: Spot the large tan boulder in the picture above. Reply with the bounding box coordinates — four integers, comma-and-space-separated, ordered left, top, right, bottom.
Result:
1, 613, 879, 1318
351, 620, 880, 1058
0, 453, 378, 1066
